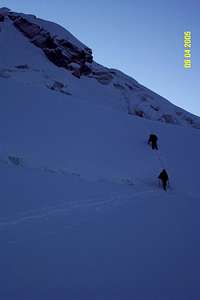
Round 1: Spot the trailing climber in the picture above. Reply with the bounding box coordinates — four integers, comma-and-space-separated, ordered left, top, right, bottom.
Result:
158, 169, 169, 191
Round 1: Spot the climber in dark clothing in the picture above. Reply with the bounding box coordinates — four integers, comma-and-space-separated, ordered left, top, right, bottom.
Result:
148, 134, 158, 150
158, 169, 169, 191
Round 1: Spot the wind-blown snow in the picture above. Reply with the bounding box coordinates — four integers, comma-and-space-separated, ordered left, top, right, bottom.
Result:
0, 8, 200, 300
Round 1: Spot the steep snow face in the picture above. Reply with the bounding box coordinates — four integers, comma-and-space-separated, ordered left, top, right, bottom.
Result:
1, 78, 200, 194
1, 8, 200, 300
0, 8, 200, 129
0, 73, 200, 300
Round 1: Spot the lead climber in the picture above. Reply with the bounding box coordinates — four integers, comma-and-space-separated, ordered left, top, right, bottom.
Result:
148, 134, 158, 150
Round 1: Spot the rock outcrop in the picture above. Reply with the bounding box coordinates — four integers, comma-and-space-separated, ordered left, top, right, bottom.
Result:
7, 13, 93, 76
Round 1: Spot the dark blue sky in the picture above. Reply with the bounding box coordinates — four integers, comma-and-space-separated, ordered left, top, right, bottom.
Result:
1, 0, 199, 116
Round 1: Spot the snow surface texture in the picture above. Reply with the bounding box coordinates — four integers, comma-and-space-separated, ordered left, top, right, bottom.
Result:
0, 7, 200, 300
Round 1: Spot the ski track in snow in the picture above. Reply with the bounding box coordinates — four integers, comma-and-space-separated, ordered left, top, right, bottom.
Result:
0, 190, 156, 229
0, 178, 180, 230
0, 147, 185, 230
0, 153, 178, 229
0, 195, 117, 227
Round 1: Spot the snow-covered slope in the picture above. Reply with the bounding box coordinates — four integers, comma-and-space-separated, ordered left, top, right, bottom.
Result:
0, 7, 200, 300
0, 7, 200, 128
0, 77, 200, 300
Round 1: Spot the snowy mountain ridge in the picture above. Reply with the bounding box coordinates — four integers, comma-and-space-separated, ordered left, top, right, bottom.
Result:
0, 7, 200, 129
1, 7, 200, 300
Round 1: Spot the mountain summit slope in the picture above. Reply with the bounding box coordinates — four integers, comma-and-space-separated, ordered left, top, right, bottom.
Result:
1, 8, 200, 300
0, 7, 199, 128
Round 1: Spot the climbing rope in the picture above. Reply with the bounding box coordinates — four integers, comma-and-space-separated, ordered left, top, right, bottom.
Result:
148, 139, 171, 190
